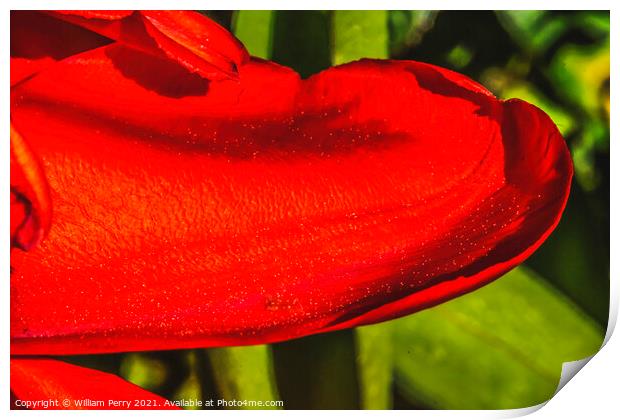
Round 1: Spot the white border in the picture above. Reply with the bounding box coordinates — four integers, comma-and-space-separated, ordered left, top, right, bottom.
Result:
0, 1, 616, 11
3, 2, 617, 418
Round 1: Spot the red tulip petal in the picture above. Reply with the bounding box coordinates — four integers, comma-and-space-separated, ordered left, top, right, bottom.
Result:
10, 11, 111, 85
49, 10, 248, 80
56, 10, 134, 20
11, 358, 178, 409
322, 97, 574, 330
10, 124, 52, 251
10, 43, 572, 354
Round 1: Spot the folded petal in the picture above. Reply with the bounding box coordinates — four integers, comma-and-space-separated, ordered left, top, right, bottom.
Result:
10, 43, 572, 354
50, 10, 248, 79
11, 358, 178, 409
10, 124, 52, 251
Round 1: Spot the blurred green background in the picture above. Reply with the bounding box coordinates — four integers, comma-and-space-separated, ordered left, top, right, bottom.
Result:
62, 10, 610, 409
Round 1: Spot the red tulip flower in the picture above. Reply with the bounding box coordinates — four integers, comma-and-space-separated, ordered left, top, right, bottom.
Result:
10, 10, 572, 409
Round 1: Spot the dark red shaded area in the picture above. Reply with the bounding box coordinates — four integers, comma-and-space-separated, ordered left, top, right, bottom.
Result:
10, 11, 112, 86
10, 358, 178, 410
10, 31, 572, 353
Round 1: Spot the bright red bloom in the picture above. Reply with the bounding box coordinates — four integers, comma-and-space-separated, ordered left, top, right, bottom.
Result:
10, 10, 572, 408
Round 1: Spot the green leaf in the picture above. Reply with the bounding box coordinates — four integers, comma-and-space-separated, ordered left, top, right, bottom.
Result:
207, 345, 281, 409
355, 323, 393, 409
391, 266, 604, 409
119, 353, 168, 390
569, 16, 611, 188
577, 11, 611, 37
497, 11, 568, 55
232, 11, 274, 59
271, 11, 331, 78
388, 11, 437, 56
445, 44, 474, 69
548, 38, 609, 117
272, 329, 360, 409
572, 118, 609, 191
331, 11, 389, 65
548, 37, 609, 191
172, 352, 202, 410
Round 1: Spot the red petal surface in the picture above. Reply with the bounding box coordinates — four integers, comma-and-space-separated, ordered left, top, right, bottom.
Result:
10, 40, 572, 354
11, 358, 178, 409
49, 10, 248, 79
